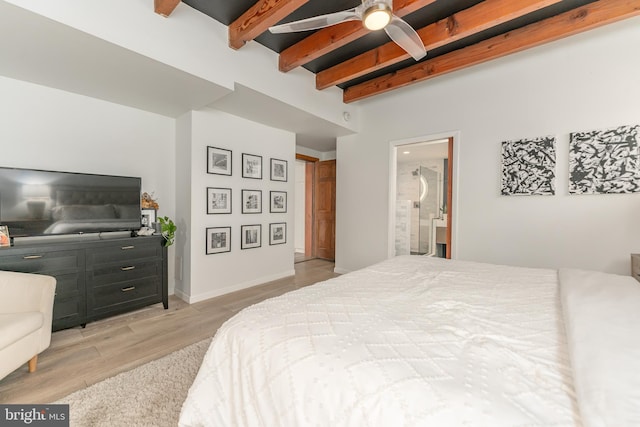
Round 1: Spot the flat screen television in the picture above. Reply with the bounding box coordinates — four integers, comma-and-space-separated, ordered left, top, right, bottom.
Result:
0, 166, 142, 239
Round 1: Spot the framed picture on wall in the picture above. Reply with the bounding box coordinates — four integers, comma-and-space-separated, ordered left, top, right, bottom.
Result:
269, 191, 287, 213
141, 208, 156, 228
207, 146, 232, 176
207, 187, 232, 214
242, 153, 263, 179
270, 158, 288, 182
242, 190, 262, 214
206, 226, 231, 254
269, 223, 286, 245
241, 224, 261, 250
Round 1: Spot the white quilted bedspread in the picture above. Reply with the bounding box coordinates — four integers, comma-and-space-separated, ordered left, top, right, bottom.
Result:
180, 256, 581, 427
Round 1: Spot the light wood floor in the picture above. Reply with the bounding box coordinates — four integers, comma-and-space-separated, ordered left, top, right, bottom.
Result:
0, 258, 338, 404
294, 251, 316, 263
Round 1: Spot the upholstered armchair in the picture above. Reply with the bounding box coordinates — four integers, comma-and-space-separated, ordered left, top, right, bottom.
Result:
0, 270, 56, 380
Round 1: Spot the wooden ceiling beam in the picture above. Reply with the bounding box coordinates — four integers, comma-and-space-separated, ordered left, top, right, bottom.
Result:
278, 0, 437, 72
229, 0, 309, 50
317, 0, 563, 90
344, 0, 640, 103
154, 0, 181, 17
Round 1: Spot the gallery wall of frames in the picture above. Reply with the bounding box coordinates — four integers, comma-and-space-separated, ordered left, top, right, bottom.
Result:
205, 146, 288, 255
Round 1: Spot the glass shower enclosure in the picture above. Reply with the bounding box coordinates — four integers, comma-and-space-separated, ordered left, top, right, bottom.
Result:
418, 166, 441, 256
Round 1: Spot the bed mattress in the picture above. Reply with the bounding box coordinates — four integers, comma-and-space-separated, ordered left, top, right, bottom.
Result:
180, 255, 640, 426
179, 256, 591, 426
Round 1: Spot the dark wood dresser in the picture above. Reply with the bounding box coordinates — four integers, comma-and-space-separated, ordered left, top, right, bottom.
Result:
0, 235, 168, 331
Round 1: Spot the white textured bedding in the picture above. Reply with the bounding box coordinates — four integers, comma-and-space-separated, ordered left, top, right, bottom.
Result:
559, 268, 640, 427
179, 256, 636, 426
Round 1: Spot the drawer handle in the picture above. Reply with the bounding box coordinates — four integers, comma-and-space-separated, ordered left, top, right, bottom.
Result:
121, 266, 136, 271
121, 245, 135, 250
23, 255, 43, 260
121, 286, 136, 292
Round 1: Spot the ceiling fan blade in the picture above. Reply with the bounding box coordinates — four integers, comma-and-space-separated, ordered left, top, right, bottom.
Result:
269, 9, 360, 34
384, 16, 426, 61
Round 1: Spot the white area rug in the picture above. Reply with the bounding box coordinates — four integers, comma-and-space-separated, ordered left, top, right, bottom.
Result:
54, 339, 211, 427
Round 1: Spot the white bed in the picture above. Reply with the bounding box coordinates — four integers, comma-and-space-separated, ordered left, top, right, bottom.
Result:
179, 256, 640, 427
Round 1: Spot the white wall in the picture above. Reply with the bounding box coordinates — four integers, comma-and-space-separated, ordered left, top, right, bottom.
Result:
336, 17, 640, 275
296, 146, 337, 161
176, 110, 296, 303
0, 73, 296, 303
0, 75, 178, 290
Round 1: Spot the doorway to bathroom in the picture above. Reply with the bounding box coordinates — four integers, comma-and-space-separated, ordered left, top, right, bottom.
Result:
390, 135, 454, 259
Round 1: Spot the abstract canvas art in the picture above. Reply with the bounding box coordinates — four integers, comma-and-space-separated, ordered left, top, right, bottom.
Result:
569, 125, 640, 194
501, 136, 556, 195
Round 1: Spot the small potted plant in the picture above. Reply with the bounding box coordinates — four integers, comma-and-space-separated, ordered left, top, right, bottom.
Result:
158, 216, 176, 247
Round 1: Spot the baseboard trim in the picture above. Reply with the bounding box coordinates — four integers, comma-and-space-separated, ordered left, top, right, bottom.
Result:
185, 269, 297, 304
173, 288, 189, 303
334, 267, 351, 274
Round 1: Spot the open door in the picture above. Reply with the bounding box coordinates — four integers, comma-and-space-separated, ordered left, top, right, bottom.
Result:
392, 136, 453, 259
315, 160, 336, 261
295, 155, 336, 262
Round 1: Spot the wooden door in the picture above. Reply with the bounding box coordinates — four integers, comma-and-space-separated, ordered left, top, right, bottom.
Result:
315, 160, 336, 260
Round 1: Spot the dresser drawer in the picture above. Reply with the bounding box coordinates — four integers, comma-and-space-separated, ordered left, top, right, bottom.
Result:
86, 241, 160, 267
88, 277, 161, 317
0, 249, 82, 274
88, 260, 161, 288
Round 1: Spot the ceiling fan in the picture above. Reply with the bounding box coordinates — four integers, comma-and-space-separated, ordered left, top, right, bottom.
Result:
269, 0, 427, 61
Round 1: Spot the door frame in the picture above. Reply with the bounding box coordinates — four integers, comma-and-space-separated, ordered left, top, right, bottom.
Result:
387, 131, 460, 259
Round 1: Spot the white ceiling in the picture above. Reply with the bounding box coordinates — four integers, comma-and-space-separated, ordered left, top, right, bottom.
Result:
0, 1, 231, 117
0, 1, 345, 152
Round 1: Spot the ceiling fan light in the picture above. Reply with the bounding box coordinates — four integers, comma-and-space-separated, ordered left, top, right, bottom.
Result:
362, 4, 392, 31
